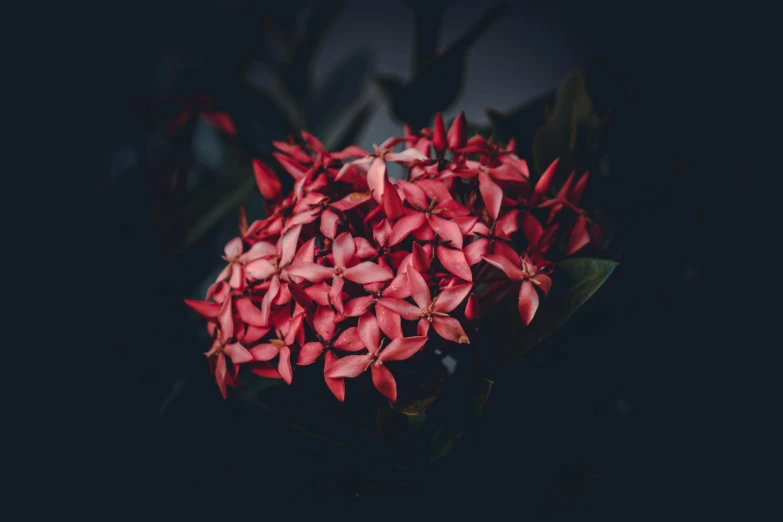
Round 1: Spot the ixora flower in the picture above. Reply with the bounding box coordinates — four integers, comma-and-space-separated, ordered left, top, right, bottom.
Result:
185, 111, 600, 402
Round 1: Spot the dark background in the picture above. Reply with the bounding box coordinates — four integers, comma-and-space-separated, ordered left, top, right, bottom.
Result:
70, 0, 724, 517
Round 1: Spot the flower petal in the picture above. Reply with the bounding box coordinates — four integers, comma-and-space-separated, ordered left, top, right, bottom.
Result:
373, 219, 392, 246
343, 296, 373, 317
432, 316, 470, 344
184, 299, 220, 319
432, 283, 473, 313
358, 312, 381, 352
518, 280, 540, 326
320, 209, 340, 239
218, 296, 234, 340
463, 238, 489, 266
411, 242, 431, 273
215, 353, 228, 399
379, 335, 428, 362
286, 262, 334, 283
397, 180, 429, 210
436, 246, 473, 282
333, 327, 365, 352
253, 159, 282, 200
332, 232, 356, 268
249, 361, 282, 379
389, 211, 427, 246
386, 148, 428, 163
224, 237, 243, 259
521, 212, 543, 245
244, 325, 270, 344
447, 111, 467, 151
235, 297, 267, 327
325, 354, 372, 378
304, 281, 332, 306
428, 215, 463, 249
323, 351, 346, 402
278, 346, 293, 384
366, 157, 387, 203
354, 237, 378, 259
534, 158, 559, 197
343, 262, 393, 284
567, 215, 591, 255
532, 273, 552, 298
465, 293, 478, 320
245, 258, 276, 280
223, 342, 253, 365
381, 270, 411, 299
375, 297, 422, 321
376, 303, 403, 340
250, 343, 278, 361
279, 225, 302, 265
330, 275, 345, 316
382, 179, 404, 220
313, 306, 336, 341
478, 170, 503, 220
297, 342, 325, 365
481, 254, 524, 280
371, 364, 397, 402
407, 267, 432, 310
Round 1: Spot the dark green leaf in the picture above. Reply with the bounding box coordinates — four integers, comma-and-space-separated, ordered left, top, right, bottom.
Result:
492, 258, 619, 369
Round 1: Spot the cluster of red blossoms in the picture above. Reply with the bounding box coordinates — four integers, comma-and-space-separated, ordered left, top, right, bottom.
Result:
185, 113, 599, 402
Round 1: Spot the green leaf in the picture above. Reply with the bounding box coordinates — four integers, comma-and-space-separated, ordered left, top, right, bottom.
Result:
492, 258, 619, 369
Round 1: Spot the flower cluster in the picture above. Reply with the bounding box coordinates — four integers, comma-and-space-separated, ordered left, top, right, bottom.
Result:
185, 113, 599, 402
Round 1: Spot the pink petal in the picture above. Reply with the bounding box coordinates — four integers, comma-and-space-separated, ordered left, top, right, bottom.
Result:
518, 280, 540, 326
343, 262, 393, 284
407, 267, 432, 310
354, 237, 377, 259
297, 342, 325, 365
358, 312, 381, 352
464, 238, 489, 266
333, 327, 365, 352
278, 346, 293, 384
379, 336, 428, 362
382, 180, 404, 220
224, 342, 253, 364
432, 113, 446, 155
497, 209, 520, 237
428, 215, 463, 249
397, 180, 429, 210
253, 159, 282, 200
184, 299, 220, 319
412, 242, 431, 273
534, 158, 559, 197
567, 215, 591, 255
482, 254, 525, 280
490, 163, 526, 183
245, 258, 276, 280
373, 219, 392, 246
432, 283, 473, 313
249, 361, 282, 379
286, 262, 334, 283
521, 212, 543, 245
375, 297, 422, 321
465, 293, 478, 320
313, 306, 336, 341
447, 111, 467, 151
250, 343, 278, 362
331, 191, 373, 211
332, 232, 356, 268
417, 318, 430, 337
376, 303, 403, 340
218, 296, 234, 340
494, 241, 520, 263
244, 325, 270, 344
285, 313, 304, 347
382, 270, 411, 299
533, 273, 552, 298
320, 209, 340, 239
389, 212, 427, 246
215, 353, 228, 399
325, 354, 372, 378
451, 216, 478, 235
330, 275, 346, 316
224, 237, 243, 259
571, 171, 589, 205
235, 297, 267, 327
279, 225, 302, 265
259, 277, 280, 325
293, 237, 317, 264
323, 351, 346, 402
432, 316, 470, 344
343, 296, 373, 317
478, 170, 503, 220
371, 364, 397, 402
273, 152, 307, 180
386, 148, 429, 163
242, 240, 276, 262
304, 282, 332, 306
557, 170, 578, 201
330, 145, 370, 160
366, 157, 387, 203
436, 246, 473, 282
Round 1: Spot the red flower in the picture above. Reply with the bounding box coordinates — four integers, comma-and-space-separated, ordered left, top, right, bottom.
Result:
325, 313, 428, 402
184, 110, 599, 400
